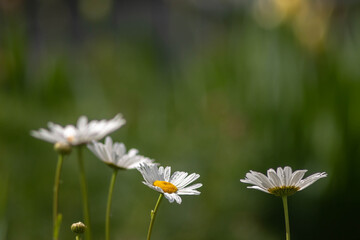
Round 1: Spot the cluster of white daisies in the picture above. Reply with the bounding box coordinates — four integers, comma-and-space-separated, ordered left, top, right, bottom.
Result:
32, 113, 328, 201
32, 113, 327, 240
31, 114, 203, 204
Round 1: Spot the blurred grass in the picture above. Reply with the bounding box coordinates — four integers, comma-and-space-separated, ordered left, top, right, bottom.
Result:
1, 0, 360, 239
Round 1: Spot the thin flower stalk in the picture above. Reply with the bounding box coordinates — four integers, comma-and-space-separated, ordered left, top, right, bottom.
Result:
147, 194, 163, 240
282, 196, 290, 240
105, 169, 118, 240
77, 146, 92, 240
53, 153, 64, 240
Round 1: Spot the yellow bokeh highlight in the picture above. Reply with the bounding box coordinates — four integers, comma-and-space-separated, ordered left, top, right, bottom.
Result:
252, 0, 335, 52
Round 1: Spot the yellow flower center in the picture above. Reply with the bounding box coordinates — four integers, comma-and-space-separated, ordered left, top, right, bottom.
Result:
67, 136, 74, 143
268, 186, 300, 197
153, 181, 178, 193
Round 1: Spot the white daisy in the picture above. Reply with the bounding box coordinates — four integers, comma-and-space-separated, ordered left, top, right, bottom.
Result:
138, 164, 202, 204
31, 114, 125, 146
87, 136, 155, 170
240, 166, 327, 197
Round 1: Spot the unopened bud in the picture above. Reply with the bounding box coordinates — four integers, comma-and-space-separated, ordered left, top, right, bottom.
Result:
71, 222, 86, 234
54, 142, 72, 155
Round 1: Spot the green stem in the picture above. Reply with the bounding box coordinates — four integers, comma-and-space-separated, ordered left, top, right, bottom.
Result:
282, 196, 290, 240
75, 235, 81, 240
147, 194, 163, 240
105, 169, 118, 240
77, 146, 92, 240
53, 154, 64, 240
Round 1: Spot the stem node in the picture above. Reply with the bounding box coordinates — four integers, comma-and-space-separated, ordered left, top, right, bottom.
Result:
147, 194, 163, 240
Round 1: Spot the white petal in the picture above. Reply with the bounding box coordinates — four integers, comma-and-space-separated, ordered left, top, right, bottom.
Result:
105, 137, 113, 150
284, 166, 292, 186
268, 169, 282, 187
139, 165, 156, 184
144, 183, 163, 193
184, 183, 203, 190
158, 166, 165, 176
177, 173, 200, 189
177, 189, 201, 195
170, 172, 188, 186
114, 143, 126, 157
247, 186, 270, 193
164, 193, 174, 203
297, 172, 327, 190
276, 167, 285, 186
289, 170, 307, 186
164, 167, 171, 182
31, 129, 59, 143
77, 116, 88, 129
172, 194, 182, 204
177, 183, 202, 195
240, 173, 265, 189
127, 149, 139, 157
251, 171, 274, 189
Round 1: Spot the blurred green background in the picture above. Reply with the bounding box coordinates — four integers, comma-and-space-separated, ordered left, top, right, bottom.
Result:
1, 0, 360, 239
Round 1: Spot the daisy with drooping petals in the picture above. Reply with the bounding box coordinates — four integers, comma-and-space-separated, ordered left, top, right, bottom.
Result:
88, 136, 155, 170
88, 137, 156, 240
240, 166, 327, 240
31, 114, 125, 146
138, 163, 202, 240
240, 166, 327, 197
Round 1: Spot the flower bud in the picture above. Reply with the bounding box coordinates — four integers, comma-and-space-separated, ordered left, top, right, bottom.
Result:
54, 142, 72, 155
71, 222, 86, 234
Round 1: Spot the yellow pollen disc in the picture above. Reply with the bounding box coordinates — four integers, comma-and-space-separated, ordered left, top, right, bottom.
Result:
67, 136, 74, 143
153, 181, 178, 193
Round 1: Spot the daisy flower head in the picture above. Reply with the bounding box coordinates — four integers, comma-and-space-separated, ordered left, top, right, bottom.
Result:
138, 163, 202, 204
88, 136, 155, 170
240, 166, 327, 197
31, 114, 125, 146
